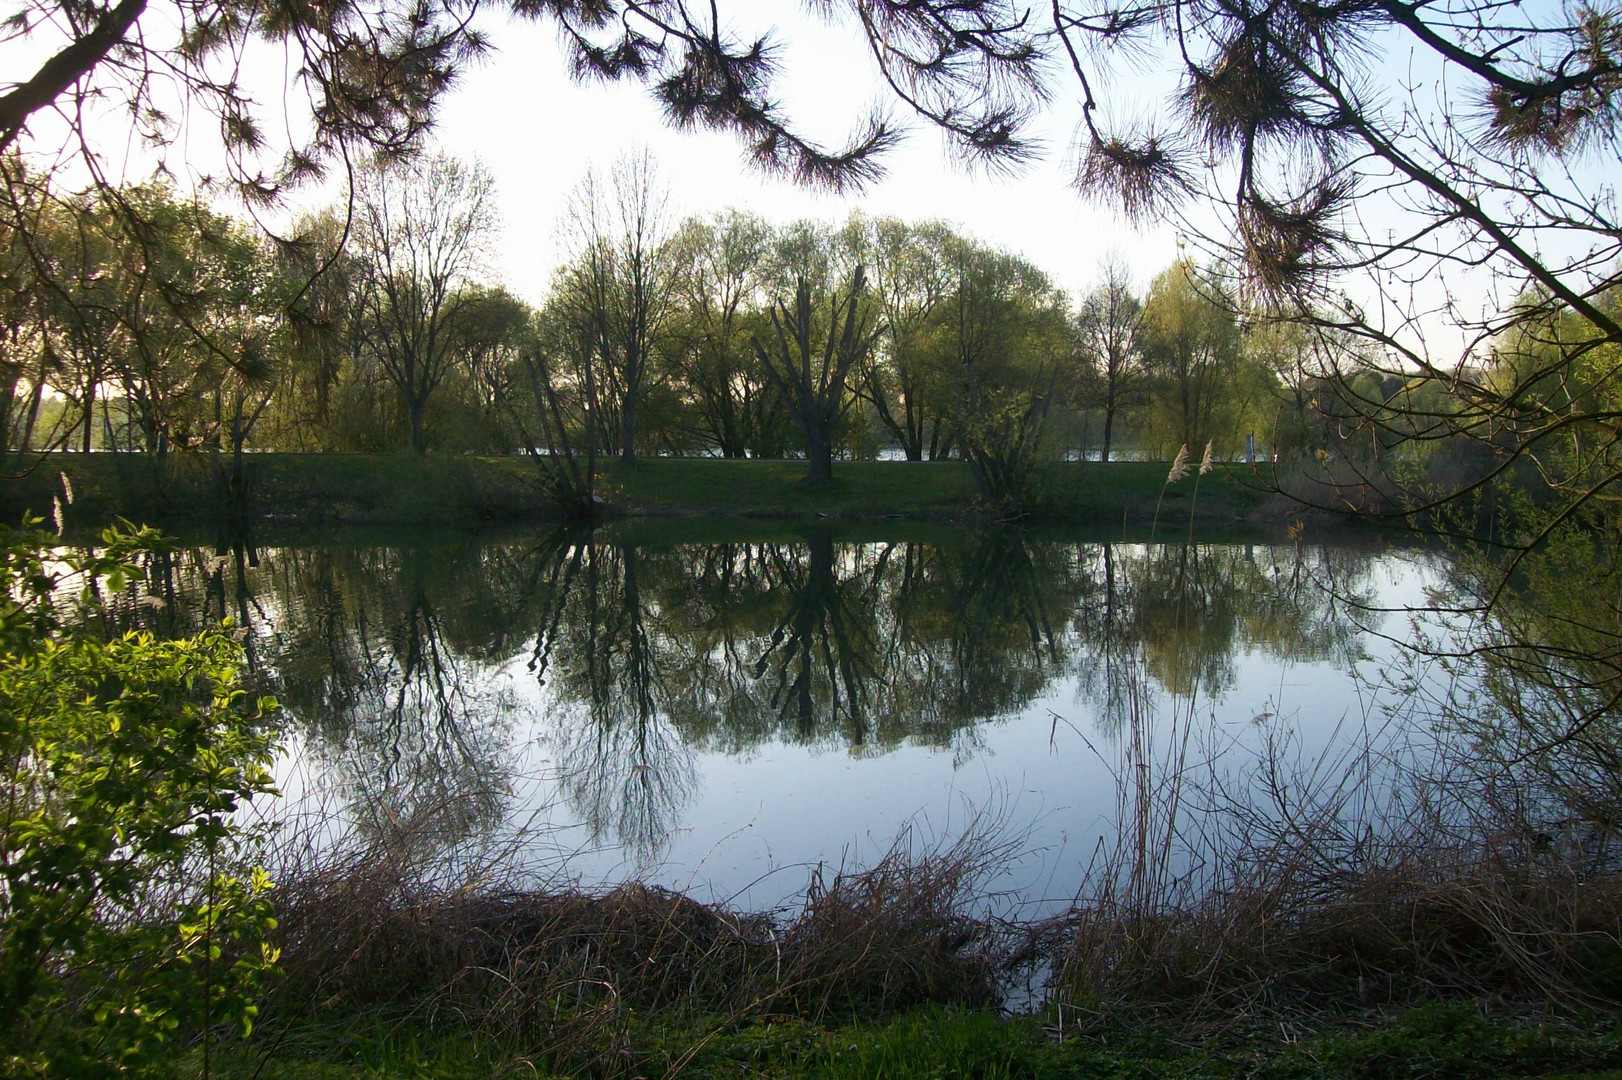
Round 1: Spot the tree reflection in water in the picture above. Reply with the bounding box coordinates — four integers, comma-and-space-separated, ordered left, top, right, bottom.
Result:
528, 537, 698, 862
125, 526, 1381, 864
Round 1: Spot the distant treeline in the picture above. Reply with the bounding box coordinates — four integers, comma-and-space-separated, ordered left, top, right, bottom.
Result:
1, 152, 1493, 511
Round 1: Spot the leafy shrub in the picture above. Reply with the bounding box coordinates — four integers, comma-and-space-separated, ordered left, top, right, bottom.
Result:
0, 521, 280, 1077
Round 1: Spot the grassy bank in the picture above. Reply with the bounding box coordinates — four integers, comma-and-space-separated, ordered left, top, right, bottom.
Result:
2, 451, 1279, 526
204, 1003, 1622, 1079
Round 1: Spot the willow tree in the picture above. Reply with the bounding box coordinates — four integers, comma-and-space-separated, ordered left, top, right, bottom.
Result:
936, 237, 1072, 516
860, 217, 958, 461
1138, 261, 1241, 458
663, 210, 781, 458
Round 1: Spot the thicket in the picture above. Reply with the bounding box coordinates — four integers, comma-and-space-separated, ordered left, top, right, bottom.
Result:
0, 520, 280, 1078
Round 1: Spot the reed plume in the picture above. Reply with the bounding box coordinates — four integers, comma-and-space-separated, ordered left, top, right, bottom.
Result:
1151, 445, 1190, 540
1188, 441, 1215, 542
1166, 445, 1190, 484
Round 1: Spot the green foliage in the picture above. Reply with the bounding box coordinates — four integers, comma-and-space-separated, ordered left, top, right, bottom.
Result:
194, 1002, 1622, 1080
0, 520, 280, 1077
1137, 261, 1263, 459
4, 166, 1325, 486
814, 1008, 1031, 1079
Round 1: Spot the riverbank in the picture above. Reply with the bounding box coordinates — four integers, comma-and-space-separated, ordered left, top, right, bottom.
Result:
208, 1002, 1622, 1079
197, 763, 1622, 1080
2, 452, 1284, 527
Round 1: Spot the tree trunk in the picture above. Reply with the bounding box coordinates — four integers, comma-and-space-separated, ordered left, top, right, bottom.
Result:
620, 391, 637, 461
1102, 408, 1115, 463
409, 397, 426, 454
806, 422, 832, 484
16, 382, 43, 454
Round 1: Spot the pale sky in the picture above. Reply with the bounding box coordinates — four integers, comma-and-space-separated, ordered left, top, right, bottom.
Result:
413, 6, 1186, 305
10, 0, 1570, 359
2, 1, 1182, 305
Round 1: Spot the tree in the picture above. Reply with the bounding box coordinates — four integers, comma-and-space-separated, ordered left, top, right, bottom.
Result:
32, 194, 129, 454
859, 217, 958, 461
0, 522, 279, 1077
663, 210, 784, 458
0, 0, 1052, 473
10, 0, 1612, 551
28, 184, 278, 464
262, 210, 371, 451
1075, 257, 1145, 463
752, 225, 884, 485
457, 288, 532, 420
354, 153, 496, 454
1244, 314, 1340, 464
562, 154, 676, 461
936, 236, 1072, 515
1139, 262, 1241, 458
501, 282, 607, 516
1046, 0, 1622, 548
20, 0, 1609, 458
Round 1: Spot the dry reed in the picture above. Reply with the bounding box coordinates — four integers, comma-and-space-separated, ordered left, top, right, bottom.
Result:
1049, 696, 1622, 1034
250, 788, 1023, 1077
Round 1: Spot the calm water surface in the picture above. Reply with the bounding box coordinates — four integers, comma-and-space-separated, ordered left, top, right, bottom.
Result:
133, 524, 1451, 913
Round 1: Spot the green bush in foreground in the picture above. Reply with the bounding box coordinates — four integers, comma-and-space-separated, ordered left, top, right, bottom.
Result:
0, 521, 280, 1078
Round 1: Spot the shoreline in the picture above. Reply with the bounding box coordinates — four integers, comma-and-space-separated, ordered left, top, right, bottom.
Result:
4, 451, 1311, 529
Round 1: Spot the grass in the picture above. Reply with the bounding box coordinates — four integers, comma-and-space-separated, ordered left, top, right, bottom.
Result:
2, 451, 1279, 527
192, 1003, 1622, 1079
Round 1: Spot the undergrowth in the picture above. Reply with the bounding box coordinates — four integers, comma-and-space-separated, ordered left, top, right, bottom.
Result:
200, 1002, 1622, 1080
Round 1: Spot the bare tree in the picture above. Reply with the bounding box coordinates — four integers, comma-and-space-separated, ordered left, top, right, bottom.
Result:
354, 154, 496, 454
561, 153, 675, 461
1075, 256, 1144, 463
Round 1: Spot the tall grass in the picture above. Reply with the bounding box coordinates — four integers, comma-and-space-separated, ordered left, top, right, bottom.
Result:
1049, 672, 1622, 1034
241, 764, 1029, 1078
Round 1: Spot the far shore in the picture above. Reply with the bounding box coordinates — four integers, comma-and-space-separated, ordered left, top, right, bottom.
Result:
3, 451, 1303, 529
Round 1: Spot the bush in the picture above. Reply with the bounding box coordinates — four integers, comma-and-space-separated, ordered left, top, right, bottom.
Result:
0, 520, 280, 1078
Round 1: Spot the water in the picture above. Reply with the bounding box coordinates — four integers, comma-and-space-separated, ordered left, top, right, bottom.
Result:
120, 524, 1452, 914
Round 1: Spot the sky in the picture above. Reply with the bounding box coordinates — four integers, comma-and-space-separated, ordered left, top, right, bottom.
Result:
8, 0, 1567, 360
0, 1, 1182, 304
378, 6, 1186, 305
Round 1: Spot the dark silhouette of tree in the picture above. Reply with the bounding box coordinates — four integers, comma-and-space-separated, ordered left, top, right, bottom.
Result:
753, 237, 883, 486
558, 154, 676, 462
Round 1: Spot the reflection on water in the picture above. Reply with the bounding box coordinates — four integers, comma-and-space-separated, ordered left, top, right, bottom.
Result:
115, 525, 1416, 900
